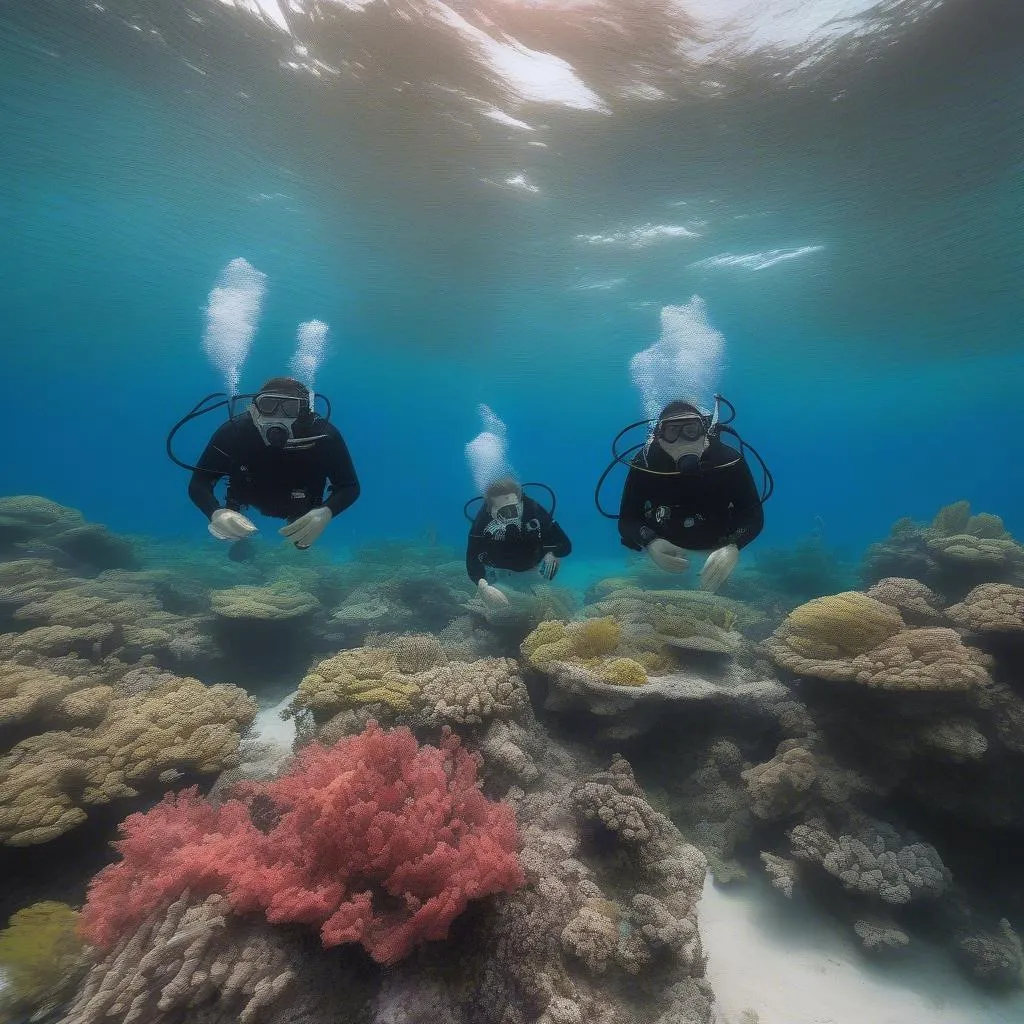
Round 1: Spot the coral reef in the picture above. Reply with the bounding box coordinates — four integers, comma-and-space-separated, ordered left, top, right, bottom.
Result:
1, 665, 256, 845
81, 723, 525, 965
0, 901, 88, 1022
862, 502, 1024, 599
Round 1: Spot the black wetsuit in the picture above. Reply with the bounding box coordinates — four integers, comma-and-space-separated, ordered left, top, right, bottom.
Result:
618, 438, 763, 553
188, 414, 360, 522
466, 497, 572, 583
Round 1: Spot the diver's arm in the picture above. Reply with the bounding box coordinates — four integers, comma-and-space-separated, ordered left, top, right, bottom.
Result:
720, 458, 764, 550
187, 423, 236, 519
466, 532, 488, 583
542, 519, 572, 558
322, 431, 361, 517
617, 467, 652, 551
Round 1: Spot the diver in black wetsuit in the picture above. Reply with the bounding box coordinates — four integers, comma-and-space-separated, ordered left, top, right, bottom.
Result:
188, 376, 360, 552
618, 400, 763, 591
466, 477, 572, 607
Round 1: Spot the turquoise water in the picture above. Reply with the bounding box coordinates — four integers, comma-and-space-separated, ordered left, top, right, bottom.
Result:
2, 4, 1024, 1021
2, 0, 1022, 563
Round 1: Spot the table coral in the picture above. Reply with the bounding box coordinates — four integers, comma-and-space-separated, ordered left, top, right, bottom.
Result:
209, 584, 318, 620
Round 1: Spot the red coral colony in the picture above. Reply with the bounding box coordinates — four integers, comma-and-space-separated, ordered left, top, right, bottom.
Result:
80, 722, 525, 965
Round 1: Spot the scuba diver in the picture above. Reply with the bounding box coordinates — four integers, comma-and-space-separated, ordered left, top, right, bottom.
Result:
466, 477, 572, 607
599, 397, 770, 592
181, 376, 360, 552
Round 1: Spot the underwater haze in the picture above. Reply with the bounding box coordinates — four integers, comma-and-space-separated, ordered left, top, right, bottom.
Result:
2, 2, 1024, 1024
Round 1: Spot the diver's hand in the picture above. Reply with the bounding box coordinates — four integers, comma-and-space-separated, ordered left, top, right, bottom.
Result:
478, 578, 510, 608
700, 543, 739, 593
538, 553, 560, 581
279, 507, 332, 550
208, 509, 258, 542
646, 537, 689, 573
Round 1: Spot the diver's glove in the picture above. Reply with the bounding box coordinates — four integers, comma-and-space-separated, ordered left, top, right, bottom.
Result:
477, 578, 510, 608
538, 553, 560, 581
208, 509, 258, 542
646, 537, 690, 573
700, 543, 739, 593
279, 507, 332, 550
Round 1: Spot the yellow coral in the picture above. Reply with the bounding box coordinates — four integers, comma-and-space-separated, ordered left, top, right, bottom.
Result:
783, 592, 904, 660
0, 675, 257, 846
292, 647, 421, 722
597, 658, 647, 686
567, 618, 621, 659
0, 901, 88, 1021
210, 584, 319, 620
521, 620, 566, 660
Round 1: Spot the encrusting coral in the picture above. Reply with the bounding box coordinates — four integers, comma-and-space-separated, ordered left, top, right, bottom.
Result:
0, 901, 89, 1023
520, 618, 650, 686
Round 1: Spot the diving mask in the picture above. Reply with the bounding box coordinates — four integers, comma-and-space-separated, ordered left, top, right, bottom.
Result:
657, 416, 706, 444
494, 498, 523, 524
249, 390, 323, 450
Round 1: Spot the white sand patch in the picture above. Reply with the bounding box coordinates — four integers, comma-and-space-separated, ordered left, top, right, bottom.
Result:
700, 875, 1024, 1024
236, 692, 298, 778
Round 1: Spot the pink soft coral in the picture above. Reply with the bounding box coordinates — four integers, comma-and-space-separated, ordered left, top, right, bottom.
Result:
80, 723, 524, 964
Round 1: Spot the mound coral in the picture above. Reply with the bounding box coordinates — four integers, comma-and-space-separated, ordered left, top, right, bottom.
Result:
764, 594, 991, 691
521, 618, 646, 685
80, 723, 525, 965
946, 583, 1024, 634
1, 670, 256, 845
289, 645, 425, 721
788, 814, 951, 906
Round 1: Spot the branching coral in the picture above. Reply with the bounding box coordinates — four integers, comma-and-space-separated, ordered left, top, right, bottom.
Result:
62, 894, 296, 1024
788, 814, 951, 905
80, 723, 525, 965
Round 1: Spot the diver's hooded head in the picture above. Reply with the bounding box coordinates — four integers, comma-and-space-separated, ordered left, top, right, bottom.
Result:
250, 376, 314, 448
654, 400, 709, 472
484, 476, 524, 526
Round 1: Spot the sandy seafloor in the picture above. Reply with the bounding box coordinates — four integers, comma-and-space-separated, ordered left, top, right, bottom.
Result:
244, 698, 1024, 1024
702, 876, 1024, 1024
